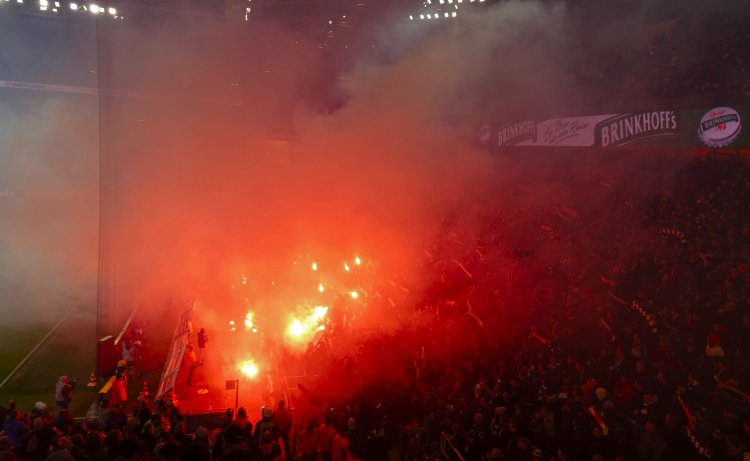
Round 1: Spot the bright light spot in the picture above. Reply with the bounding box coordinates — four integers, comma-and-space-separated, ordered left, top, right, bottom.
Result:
239, 360, 258, 378
244, 312, 254, 329
350, 291, 359, 299
344, 263, 350, 272
89, 3, 99, 13
229, 320, 235, 325
289, 319, 305, 336
312, 262, 317, 271
107, 6, 114, 14
452, 11, 456, 17
318, 283, 325, 293
444, 12, 449, 17
69, 0, 77, 5
409, 15, 413, 20
312, 305, 328, 320
54, 1, 59, 5
355, 256, 361, 265
252, 328, 258, 333
16, 0, 23, 4
230, 327, 236, 331
39, 0, 48, 6
318, 325, 326, 331
420, 14, 425, 19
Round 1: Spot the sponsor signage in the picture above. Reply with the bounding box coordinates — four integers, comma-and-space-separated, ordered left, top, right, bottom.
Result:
595, 110, 679, 147
515, 115, 614, 147
697, 107, 742, 148
496, 120, 537, 146
482, 105, 750, 150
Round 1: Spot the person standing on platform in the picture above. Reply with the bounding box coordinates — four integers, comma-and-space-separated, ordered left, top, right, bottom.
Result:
54, 376, 79, 409
197, 328, 208, 365
121, 337, 137, 381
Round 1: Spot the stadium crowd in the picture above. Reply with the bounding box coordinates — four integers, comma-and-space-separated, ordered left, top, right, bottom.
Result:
1, 150, 748, 461
2, 4, 750, 461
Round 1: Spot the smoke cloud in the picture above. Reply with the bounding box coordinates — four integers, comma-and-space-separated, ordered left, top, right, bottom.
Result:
0, 0, 683, 401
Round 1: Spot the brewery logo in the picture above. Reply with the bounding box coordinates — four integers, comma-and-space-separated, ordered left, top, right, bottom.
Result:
496, 120, 537, 146
596, 111, 679, 147
698, 107, 741, 148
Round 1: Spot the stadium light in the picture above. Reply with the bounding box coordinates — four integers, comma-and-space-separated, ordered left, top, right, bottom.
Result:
89, 3, 98, 13
452, 11, 456, 17
70, 2, 77, 9
39, 0, 47, 6
107, 6, 114, 14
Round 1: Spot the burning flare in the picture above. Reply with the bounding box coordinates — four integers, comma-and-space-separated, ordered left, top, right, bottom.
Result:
238, 360, 258, 378
287, 305, 329, 339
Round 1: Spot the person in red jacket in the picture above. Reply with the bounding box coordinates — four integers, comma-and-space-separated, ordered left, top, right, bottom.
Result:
109, 372, 127, 407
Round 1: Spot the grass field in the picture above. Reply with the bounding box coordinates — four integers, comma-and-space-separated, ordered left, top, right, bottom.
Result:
0, 304, 98, 416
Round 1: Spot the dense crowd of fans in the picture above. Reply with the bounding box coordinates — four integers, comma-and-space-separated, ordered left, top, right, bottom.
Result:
294, 151, 750, 461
